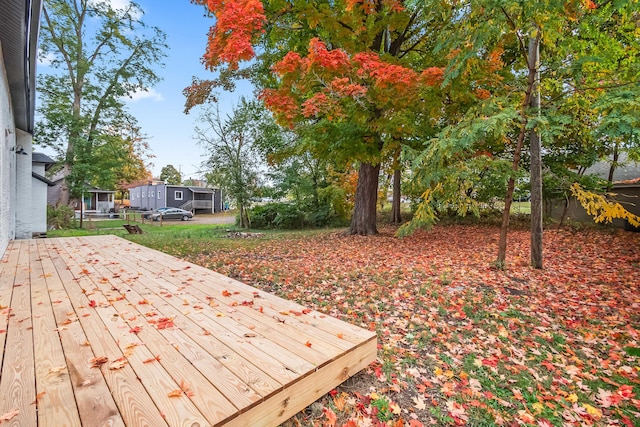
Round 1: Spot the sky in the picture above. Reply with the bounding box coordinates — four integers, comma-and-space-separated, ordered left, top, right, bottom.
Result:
38, 0, 254, 180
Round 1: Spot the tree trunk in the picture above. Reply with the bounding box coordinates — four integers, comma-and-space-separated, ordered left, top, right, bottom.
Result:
497, 34, 541, 266
529, 37, 543, 269
390, 168, 402, 224
608, 148, 619, 183
349, 162, 380, 235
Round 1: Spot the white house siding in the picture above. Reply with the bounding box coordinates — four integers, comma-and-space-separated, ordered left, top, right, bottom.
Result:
15, 129, 32, 239
0, 42, 17, 257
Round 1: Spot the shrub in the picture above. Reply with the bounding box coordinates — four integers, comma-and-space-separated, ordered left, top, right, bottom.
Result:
47, 205, 75, 230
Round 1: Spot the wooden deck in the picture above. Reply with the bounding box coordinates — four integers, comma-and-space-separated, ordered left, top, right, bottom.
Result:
0, 236, 376, 426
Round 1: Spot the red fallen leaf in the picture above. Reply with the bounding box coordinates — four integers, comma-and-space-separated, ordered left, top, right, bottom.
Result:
0, 409, 19, 421
305, 341, 312, 347
323, 407, 337, 427
301, 308, 312, 314
541, 360, 555, 371
88, 300, 97, 307
138, 299, 149, 305
90, 356, 109, 368
143, 355, 161, 363
156, 318, 175, 330
0, 329, 6, 333
129, 326, 142, 334
109, 358, 128, 370
222, 290, 232, 297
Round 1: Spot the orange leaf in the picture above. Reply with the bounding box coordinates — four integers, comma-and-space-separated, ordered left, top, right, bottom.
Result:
305, 341, 312, 347
0, 410, 19, 421
167, 389, 182, 397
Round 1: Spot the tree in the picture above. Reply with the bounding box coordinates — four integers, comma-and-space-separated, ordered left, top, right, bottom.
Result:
37, 0, 167, 205
160, 165, 182, 185
194, 99, 266, 228
404, 0, 640, 266
186, 0, 446, 235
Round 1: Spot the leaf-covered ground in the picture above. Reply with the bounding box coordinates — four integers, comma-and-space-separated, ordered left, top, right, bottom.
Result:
153, 224, 640, 426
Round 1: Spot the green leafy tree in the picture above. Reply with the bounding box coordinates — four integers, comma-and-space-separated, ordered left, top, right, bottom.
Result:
37, 0, 167, 205
194, 99, 267, 228
186, 0, 447, 235
160, 165, 182, 185
405, 0, 640, 267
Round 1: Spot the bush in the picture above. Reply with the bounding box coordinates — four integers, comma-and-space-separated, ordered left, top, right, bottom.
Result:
249, 200, 349, 229
47, 205, 75, 230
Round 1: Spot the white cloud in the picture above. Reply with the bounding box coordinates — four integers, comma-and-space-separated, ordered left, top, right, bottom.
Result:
126, 88, 164, 102
37, 49, 56, 66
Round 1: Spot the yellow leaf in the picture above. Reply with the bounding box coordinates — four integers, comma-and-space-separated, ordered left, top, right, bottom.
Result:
566, 393, 578, 403
532, 402, 544, 413
583, 404, 602, 419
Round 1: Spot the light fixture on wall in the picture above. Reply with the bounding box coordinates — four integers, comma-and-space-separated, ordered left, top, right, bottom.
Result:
10, 145, 28, 155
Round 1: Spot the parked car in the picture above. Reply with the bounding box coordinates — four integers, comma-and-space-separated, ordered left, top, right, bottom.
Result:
142, 207, 170, 219
151, 208, 193, 221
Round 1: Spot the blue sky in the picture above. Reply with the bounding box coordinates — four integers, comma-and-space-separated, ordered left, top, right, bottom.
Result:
39, 0, 254, 180
125, 1, 254, 179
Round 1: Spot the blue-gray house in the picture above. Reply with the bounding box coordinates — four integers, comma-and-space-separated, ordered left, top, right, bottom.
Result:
129, 183, 222, 214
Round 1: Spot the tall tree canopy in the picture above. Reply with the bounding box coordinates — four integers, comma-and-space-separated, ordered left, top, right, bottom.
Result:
404, 0, 640, 265
186, 0, 446, 235
37, 0, 167, 204
159, 164, 182, 185
195, 99, 268, 228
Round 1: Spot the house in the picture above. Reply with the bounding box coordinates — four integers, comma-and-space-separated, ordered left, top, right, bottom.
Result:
31, 152, 55, 235
0, 0, 43, 256
549, 154, 640, 230
47, 172, 116, 216
129, 183, 223, 214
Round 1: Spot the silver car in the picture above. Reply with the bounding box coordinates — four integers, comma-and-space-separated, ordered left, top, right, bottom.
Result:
152, 208, 193, 221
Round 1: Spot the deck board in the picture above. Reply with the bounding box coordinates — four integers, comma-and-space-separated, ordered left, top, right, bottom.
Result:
0, 236, 377, 426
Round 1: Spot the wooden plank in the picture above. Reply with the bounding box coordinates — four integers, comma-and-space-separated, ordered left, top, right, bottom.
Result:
81, 235, 378, 426
35, 240, 125, 427
37, 236, 377, 427
0, 241, 37, 426
29, 240, 82, 426
86, 237, 322, 378
228, 337, 378, 426
90, 236, 355, 363
58, 238, 241, 425
0, 242, 20, 369
47, 239, 210, 427
62, 236, 285, 411
43, 239, 170, 427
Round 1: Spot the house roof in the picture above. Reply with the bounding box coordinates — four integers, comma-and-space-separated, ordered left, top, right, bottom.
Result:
32, 171, 55, 186
188, 187, 214, 194
0, 0, 42, 133
584, 153, 640, 184
32, 152, 56, 170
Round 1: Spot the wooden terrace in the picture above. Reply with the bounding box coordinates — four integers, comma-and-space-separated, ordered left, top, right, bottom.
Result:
0, 236, 377, 426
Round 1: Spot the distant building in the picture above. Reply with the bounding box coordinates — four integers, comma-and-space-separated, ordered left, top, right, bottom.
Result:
129, 183, 222, 214
47, 171, 116, 215
31, 152, 56, 235
549, 154, 640, 230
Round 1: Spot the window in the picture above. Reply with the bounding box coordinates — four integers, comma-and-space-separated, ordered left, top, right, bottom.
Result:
175, 190, 183, 200
158, 192, 161, 199
151, 191, 155, 197
142, 192, 146, 197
